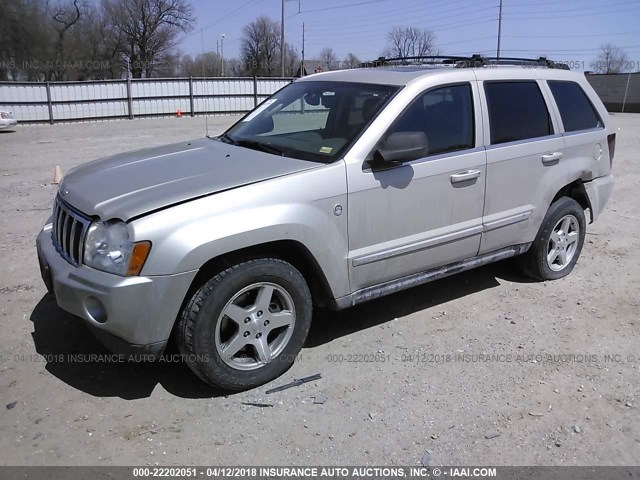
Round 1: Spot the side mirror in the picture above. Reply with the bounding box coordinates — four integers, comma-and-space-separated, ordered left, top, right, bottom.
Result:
370, 131, 428, 168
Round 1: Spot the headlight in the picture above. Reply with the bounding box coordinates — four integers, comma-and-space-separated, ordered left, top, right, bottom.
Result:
83, 221, 151, 276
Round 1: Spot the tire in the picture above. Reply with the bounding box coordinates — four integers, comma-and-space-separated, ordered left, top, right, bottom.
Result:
176, 258, 312, 391
520, 196, 586, 281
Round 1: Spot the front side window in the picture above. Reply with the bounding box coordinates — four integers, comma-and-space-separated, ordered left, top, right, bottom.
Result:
548, 81, 603, 132
223, 81, 399, 163
384, 83, 475, 156
484, 81, 553, 145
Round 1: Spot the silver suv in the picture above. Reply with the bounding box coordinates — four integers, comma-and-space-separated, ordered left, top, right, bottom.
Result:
36, 57, 615, 390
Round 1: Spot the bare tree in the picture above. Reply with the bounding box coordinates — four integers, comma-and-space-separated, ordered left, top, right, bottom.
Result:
0, 0, 58, 81
343, 52, 361, 69
385, 26, 437, 58
591, 44, 628, 73
50, 0, 84, 80
103, 0, 194, 78
283, 43, 299, 76
319, 47, 338, 70
78, 2, 127, 79
181, 51, 222, 76
240, 15, 280, 76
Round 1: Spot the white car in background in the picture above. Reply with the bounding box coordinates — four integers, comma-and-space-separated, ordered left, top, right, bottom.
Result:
0, 110, 17, 130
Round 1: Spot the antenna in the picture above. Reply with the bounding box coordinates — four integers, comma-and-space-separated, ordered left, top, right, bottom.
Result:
201, 28, 210, 138
301, 23, 305, 77
496, 0, 503, 60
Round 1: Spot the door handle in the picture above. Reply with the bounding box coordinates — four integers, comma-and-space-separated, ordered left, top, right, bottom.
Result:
450, 169, 481, 184
541, 152, 563, 165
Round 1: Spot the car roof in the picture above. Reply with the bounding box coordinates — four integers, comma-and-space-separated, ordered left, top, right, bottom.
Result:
296, 66, 583, 86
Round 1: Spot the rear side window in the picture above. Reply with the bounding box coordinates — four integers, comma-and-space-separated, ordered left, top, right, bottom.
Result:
386, 83, 475, 156
484, 81, 553, 145
548, 81, 603, 132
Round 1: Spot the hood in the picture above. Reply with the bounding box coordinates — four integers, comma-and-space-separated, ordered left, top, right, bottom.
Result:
58, 138, 320, 221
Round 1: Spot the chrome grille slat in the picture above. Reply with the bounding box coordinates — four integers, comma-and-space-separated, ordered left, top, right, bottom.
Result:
51, 196, 92, 267
73, 219, 83, 264
61, 214, 71, 253
55, 204, 64, 247
69, 218, 77, 263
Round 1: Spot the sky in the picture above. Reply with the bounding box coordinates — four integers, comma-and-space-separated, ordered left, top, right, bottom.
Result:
178, 0, 640, 70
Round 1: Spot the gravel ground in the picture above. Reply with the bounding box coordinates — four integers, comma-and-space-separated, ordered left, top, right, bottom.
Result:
0, 114, 638, 467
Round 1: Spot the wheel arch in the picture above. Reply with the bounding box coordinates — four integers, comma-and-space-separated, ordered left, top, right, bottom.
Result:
181, 240, 335, 313
550, 179, 593, 223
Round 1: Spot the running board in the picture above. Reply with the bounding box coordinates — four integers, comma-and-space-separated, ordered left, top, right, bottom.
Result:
331, 243, 531, 310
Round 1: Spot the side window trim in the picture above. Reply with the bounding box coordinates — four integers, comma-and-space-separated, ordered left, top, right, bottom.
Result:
562, 127, 606, 138
369, 81, 478, 163
538, 78, 564, 135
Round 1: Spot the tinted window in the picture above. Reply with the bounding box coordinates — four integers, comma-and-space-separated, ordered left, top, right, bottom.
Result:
386, 84, 474, 156
485, 81, 552, 144
549, 81, 603, 132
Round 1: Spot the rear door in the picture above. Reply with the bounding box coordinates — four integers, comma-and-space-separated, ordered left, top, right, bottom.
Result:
477, 77, 565, 254
346, 81, 486, 291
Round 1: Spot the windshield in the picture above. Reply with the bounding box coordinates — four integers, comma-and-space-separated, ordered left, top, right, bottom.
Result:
222, 81, 400, 163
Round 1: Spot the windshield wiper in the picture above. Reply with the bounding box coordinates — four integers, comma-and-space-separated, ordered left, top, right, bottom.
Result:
219, 134, 285, 156
219, 133, 238, 145
235, 139, 285, 156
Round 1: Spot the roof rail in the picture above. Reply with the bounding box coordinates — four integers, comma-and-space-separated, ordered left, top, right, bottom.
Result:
358, 54, 570, 70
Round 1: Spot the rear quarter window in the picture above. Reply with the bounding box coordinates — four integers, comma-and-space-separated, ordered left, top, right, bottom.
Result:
548, 81, 603, 132
484, 81, 553, 145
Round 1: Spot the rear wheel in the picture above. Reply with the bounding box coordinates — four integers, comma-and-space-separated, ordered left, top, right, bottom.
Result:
520, 196, 586, 281
177, 258, 312, 391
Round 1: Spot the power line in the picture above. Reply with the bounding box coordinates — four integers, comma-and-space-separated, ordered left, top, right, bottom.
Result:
305, 5, 497, 34
300, 0, 390, 15
505, 31, 640, 39
503, 0, 639, 15
182, 0, 266, 39
305, 16, 497, 40
501, 44, 640, 53
504, 5, 640, 20
304, 0, 494, 29
504, 0, 626, 7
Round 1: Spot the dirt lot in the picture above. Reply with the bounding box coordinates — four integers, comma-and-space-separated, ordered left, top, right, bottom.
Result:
0, 114, 638, 467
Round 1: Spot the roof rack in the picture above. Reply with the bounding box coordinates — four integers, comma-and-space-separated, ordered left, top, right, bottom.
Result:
359, 54, 570, 70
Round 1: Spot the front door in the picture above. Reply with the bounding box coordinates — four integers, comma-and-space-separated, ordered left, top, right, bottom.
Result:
346, 82, 487, 291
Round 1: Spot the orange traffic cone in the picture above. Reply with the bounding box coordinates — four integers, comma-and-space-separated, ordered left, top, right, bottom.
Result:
52, 165, 63, 185
176, 109, 182, 118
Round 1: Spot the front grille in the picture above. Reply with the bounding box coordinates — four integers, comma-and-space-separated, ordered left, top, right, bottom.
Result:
51, 197, 92, 267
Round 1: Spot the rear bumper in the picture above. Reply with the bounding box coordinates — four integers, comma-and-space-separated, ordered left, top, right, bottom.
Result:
36, 224, 197, 357
584, 174, 614, 222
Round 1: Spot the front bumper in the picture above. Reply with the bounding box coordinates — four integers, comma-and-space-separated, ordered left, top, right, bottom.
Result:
0, 118, 18, 129
36, 224, 197, 357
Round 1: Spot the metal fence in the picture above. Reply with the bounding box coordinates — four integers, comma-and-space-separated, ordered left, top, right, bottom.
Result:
2, 73, 637, 124
0, 77, 293, 124
586, 72, 639, 113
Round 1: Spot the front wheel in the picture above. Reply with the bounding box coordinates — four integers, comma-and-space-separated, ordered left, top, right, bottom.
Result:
520, 196, 586, 281
176, 258, 312, 391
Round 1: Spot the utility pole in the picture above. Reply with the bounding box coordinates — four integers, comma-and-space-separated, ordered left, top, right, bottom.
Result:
301, 22, 305, 77
496, 0, 503, 59
281, 0, 301, 77
221, 33, 226, 77
281, 0, 285, 77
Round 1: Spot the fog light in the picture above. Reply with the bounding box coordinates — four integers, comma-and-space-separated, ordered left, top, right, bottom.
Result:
85, 296, 107, 323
